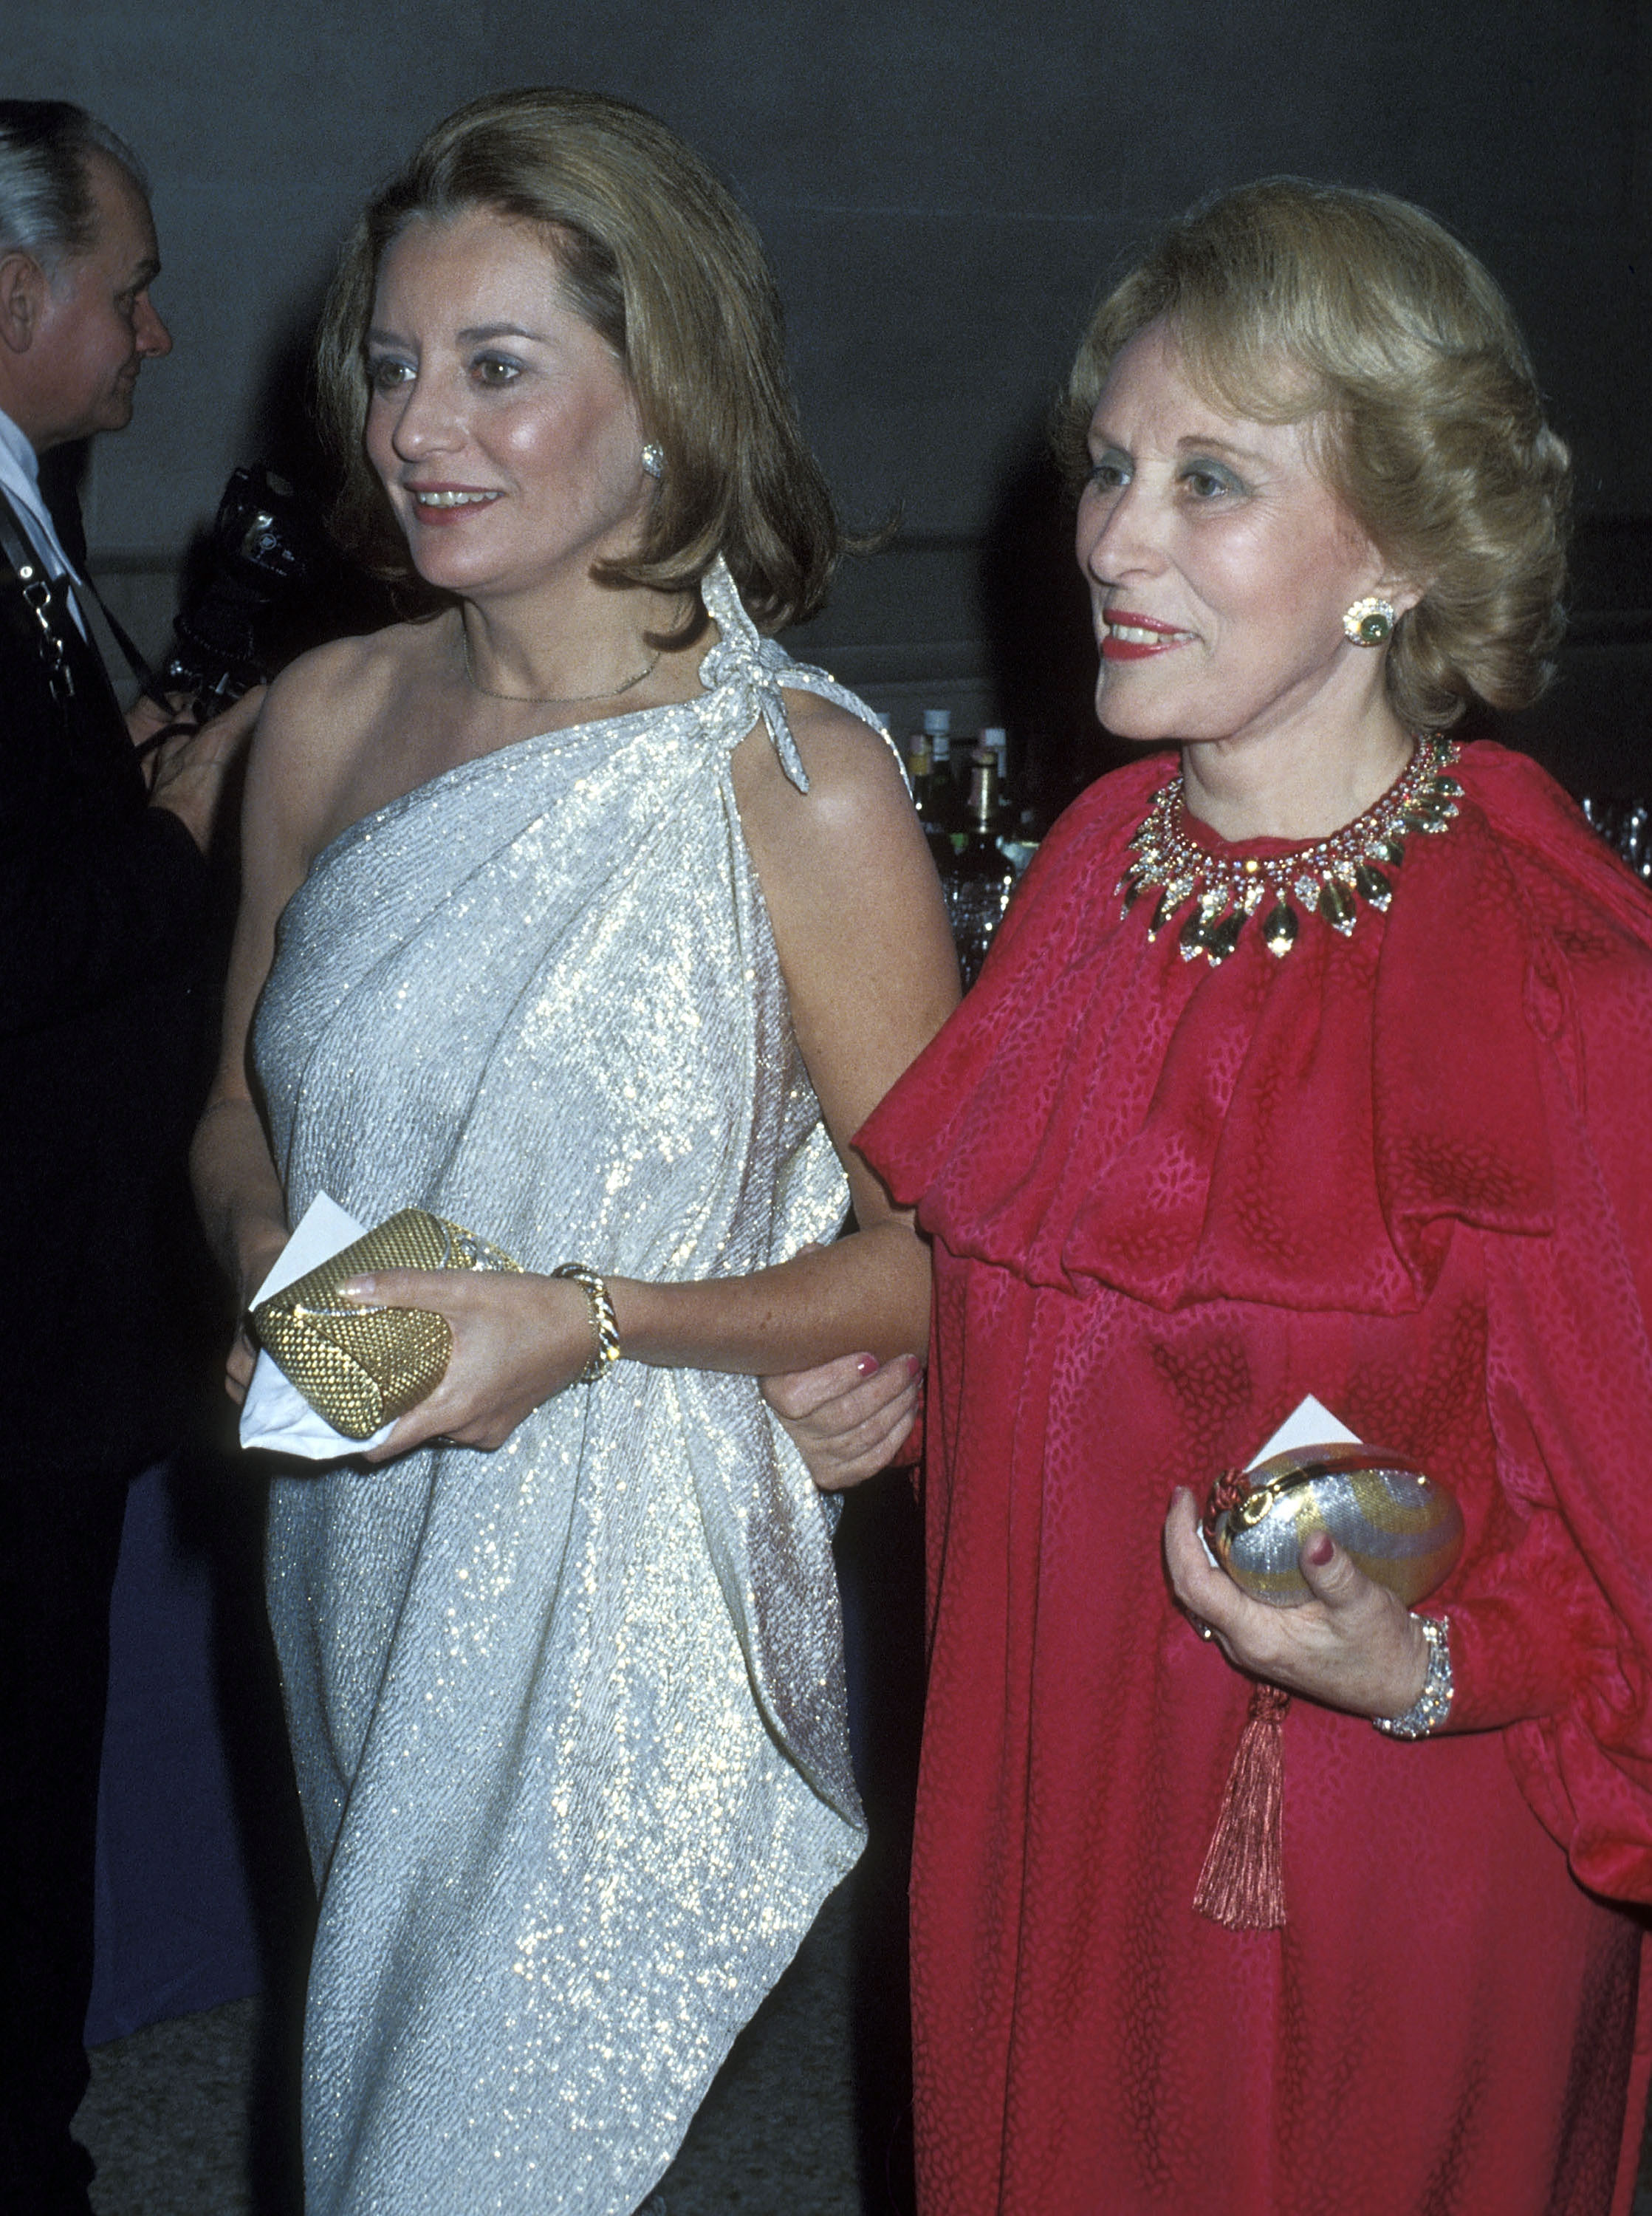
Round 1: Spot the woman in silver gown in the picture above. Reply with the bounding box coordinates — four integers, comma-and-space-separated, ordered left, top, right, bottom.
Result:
192, 89, 956, 2216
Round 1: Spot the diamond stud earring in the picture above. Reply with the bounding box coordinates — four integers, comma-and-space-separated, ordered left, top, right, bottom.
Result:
641, 442, 665, 480
1343, 596, 1396, 647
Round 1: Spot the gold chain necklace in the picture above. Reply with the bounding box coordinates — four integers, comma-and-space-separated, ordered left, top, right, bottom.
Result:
460, 629, 659, 707
1119, 736, 1461, 965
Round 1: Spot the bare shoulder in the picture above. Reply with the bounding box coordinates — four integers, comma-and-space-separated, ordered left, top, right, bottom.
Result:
731, 685, 955, 1172
733, 686, 911, 854
735, 680, 954, 1006
784, 687, 905, 800
246, 618, 445, 864
256, 622, 428, 758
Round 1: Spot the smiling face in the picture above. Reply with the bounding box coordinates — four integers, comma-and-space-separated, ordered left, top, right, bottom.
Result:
19, 151, 171, 451
364, 206, 651, 601
1077, 320, 1413, 757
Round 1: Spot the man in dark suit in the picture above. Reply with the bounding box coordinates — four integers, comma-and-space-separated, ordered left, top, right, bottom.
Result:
0, 100, 258, 2212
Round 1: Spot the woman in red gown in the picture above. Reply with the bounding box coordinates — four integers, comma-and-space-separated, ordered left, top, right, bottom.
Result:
775, 180, 1652, 2214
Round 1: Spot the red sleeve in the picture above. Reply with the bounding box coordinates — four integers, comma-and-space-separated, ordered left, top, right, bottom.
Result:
1432, 782, 1652, 1901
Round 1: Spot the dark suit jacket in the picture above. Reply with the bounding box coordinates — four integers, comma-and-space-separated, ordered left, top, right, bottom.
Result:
0, 490, 223, 1474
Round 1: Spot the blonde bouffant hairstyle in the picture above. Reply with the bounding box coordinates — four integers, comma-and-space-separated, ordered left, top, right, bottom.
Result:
1054, 178, 1571, 731
315, 87, 843, 640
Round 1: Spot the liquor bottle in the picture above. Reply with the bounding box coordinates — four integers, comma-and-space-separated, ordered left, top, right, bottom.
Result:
978, 722, 1041, 878
912, 706, 960, 877
980, 724, 1009, 794
922, 708, 960, 832
941, 748, 1020, 989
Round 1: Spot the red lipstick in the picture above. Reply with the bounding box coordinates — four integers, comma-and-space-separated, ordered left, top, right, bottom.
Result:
1101, 609, 1193, 662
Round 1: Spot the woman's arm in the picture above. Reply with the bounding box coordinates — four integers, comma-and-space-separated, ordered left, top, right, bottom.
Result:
342, 695, 961, 1460
190, 641, 386, 1371
617, 689, 957, 1365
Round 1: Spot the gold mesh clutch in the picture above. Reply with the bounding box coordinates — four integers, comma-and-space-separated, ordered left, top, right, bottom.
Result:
250, 1208, 521, 1440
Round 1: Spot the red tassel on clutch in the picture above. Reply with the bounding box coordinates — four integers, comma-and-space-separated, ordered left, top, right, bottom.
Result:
1193, 1682, 1291, 1930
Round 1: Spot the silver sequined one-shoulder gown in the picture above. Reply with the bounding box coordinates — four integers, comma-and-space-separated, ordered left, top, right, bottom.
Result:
252, 562, 877, 2215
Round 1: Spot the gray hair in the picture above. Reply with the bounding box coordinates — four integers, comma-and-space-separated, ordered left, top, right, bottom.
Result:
0, 100, 147, 273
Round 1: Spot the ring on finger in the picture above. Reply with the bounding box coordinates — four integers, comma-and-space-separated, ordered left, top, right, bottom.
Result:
1191, 1616, 1215, 1642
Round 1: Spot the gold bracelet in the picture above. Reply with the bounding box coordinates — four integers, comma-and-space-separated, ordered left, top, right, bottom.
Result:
551, 1263, 622, 1384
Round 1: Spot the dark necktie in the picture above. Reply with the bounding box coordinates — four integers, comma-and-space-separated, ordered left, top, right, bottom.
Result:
37, 442, 91, 573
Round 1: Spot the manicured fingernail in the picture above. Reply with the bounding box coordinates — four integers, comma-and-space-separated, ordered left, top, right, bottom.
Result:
339, 1276, 373, 1298
905, 1355, 923, 1379
1305, 1532, 1334, 1567
856, 1354, 880, 1376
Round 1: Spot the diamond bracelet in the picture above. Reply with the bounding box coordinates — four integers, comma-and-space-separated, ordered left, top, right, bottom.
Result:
1373, 1612, 1453, 1739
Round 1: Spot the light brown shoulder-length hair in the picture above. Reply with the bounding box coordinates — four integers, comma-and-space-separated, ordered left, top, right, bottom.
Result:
314, 87, 843, 640
1053, 178, 1571, 731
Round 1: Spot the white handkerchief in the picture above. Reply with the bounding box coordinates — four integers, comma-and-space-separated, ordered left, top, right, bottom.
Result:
239, 1193, 397, 1458
1247, 1394, 1362, 1469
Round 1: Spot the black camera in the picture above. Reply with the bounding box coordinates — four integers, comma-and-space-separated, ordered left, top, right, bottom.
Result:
149, 463, 332, 713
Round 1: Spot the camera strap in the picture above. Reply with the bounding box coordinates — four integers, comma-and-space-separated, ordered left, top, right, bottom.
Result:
0, 490, 80, 704
66, 571, 156, 703
72, 573, 153, 692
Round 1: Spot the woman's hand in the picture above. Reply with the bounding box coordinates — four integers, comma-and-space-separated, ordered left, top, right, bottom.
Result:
126, 689, 194, 778
338, 1267, 597, 1462
761, 1351, 922, 1491
1162, 1487, 1430, 1718
148, 684, 266, 852
225, 1322, 258, 1407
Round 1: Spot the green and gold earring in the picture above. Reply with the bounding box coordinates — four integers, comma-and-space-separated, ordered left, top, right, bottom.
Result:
1343, 596, 1396, 647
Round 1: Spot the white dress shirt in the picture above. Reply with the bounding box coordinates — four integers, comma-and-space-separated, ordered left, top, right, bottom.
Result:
0, 403, 90, 636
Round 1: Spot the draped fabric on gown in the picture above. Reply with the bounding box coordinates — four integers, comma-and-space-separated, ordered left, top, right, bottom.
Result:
857, 742, 1652, 2216
253, 561, 871, 2216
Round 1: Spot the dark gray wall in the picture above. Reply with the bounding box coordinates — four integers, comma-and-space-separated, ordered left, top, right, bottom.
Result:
10, 0, 1651, 749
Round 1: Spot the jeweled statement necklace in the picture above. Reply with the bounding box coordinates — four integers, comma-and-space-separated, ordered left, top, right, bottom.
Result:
1118, 735, 1461, 965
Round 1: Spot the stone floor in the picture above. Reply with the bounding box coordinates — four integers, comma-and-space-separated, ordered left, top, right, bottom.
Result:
82, 2000, 258, 2216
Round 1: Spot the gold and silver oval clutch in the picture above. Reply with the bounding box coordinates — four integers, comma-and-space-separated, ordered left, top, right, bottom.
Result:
250, 1207, 520, 1441
1203, 1443, 1464, 1609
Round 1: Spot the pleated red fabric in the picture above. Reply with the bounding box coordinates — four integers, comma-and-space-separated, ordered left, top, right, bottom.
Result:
857, 741, 1652, 2216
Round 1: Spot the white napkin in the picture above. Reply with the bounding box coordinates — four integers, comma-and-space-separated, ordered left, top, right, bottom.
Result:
1196, 1394, 1363, 1567
1248, 1393, 1360, 1468
239, 1193, 397, 1458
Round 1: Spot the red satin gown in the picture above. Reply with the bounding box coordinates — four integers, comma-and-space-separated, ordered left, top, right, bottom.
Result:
857, 742, 1652, 2216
